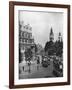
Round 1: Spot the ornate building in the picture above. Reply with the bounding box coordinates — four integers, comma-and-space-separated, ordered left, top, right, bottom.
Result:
45, 27, 63, 56
19, 21, 35, 60
45, 27, 54, 56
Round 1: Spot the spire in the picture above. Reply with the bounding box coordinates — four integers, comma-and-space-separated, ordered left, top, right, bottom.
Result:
59, 32, 61, 36
49, 27, 54, 41
50, 27, 53, 35
58, 32, 62, 42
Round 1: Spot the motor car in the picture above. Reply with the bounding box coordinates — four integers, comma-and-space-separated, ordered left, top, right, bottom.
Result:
42, 56, 50, 67
53, 57, 63, 77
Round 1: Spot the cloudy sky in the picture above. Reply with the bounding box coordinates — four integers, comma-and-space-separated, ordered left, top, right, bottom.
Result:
19, 10, 63, 48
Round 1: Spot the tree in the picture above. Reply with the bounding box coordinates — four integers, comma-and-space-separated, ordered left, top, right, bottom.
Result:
31, 44, 38, 53
44, 41, 54, 55
55, 40, 63, 57
19, 47, 22, 63
44, 42, 49, 52
25, 48, 33, 62
35, 44, 38, 53
25, 48, 33, 73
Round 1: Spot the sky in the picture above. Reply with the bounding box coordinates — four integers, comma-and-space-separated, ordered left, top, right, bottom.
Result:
19, 10, 63, 48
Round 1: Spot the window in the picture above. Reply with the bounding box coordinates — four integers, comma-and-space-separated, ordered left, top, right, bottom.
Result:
22, 32, 24, 37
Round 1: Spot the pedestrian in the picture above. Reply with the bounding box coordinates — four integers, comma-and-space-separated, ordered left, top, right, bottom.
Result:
37, 56, 40, 70
37, 56, 40, 64
28, 61, 31, 73
23, 66, 24, 72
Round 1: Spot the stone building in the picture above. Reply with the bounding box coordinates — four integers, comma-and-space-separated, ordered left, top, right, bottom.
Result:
44, 27, 63, 56
19, 21, 35, 61
45, 27, 54, 56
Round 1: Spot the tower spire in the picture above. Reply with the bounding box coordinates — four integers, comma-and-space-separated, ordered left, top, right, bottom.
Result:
58, 32, 62, 42
49, 27, 54, 41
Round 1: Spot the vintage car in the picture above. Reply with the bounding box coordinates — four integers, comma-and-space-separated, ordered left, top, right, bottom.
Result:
42, 56, 50, 67
53, 57, 63, 77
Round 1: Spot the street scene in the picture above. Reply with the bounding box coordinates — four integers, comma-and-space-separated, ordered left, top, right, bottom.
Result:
19, 60, 54, 79
19, 11, 63, 79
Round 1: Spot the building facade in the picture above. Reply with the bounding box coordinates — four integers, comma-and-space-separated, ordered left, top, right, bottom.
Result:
19, 21, 35, 61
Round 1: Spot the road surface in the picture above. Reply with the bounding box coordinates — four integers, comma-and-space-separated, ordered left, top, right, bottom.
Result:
19, 60, 55, 79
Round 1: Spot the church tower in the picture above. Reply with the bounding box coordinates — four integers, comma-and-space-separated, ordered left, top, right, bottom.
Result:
49, 27, 54, 41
